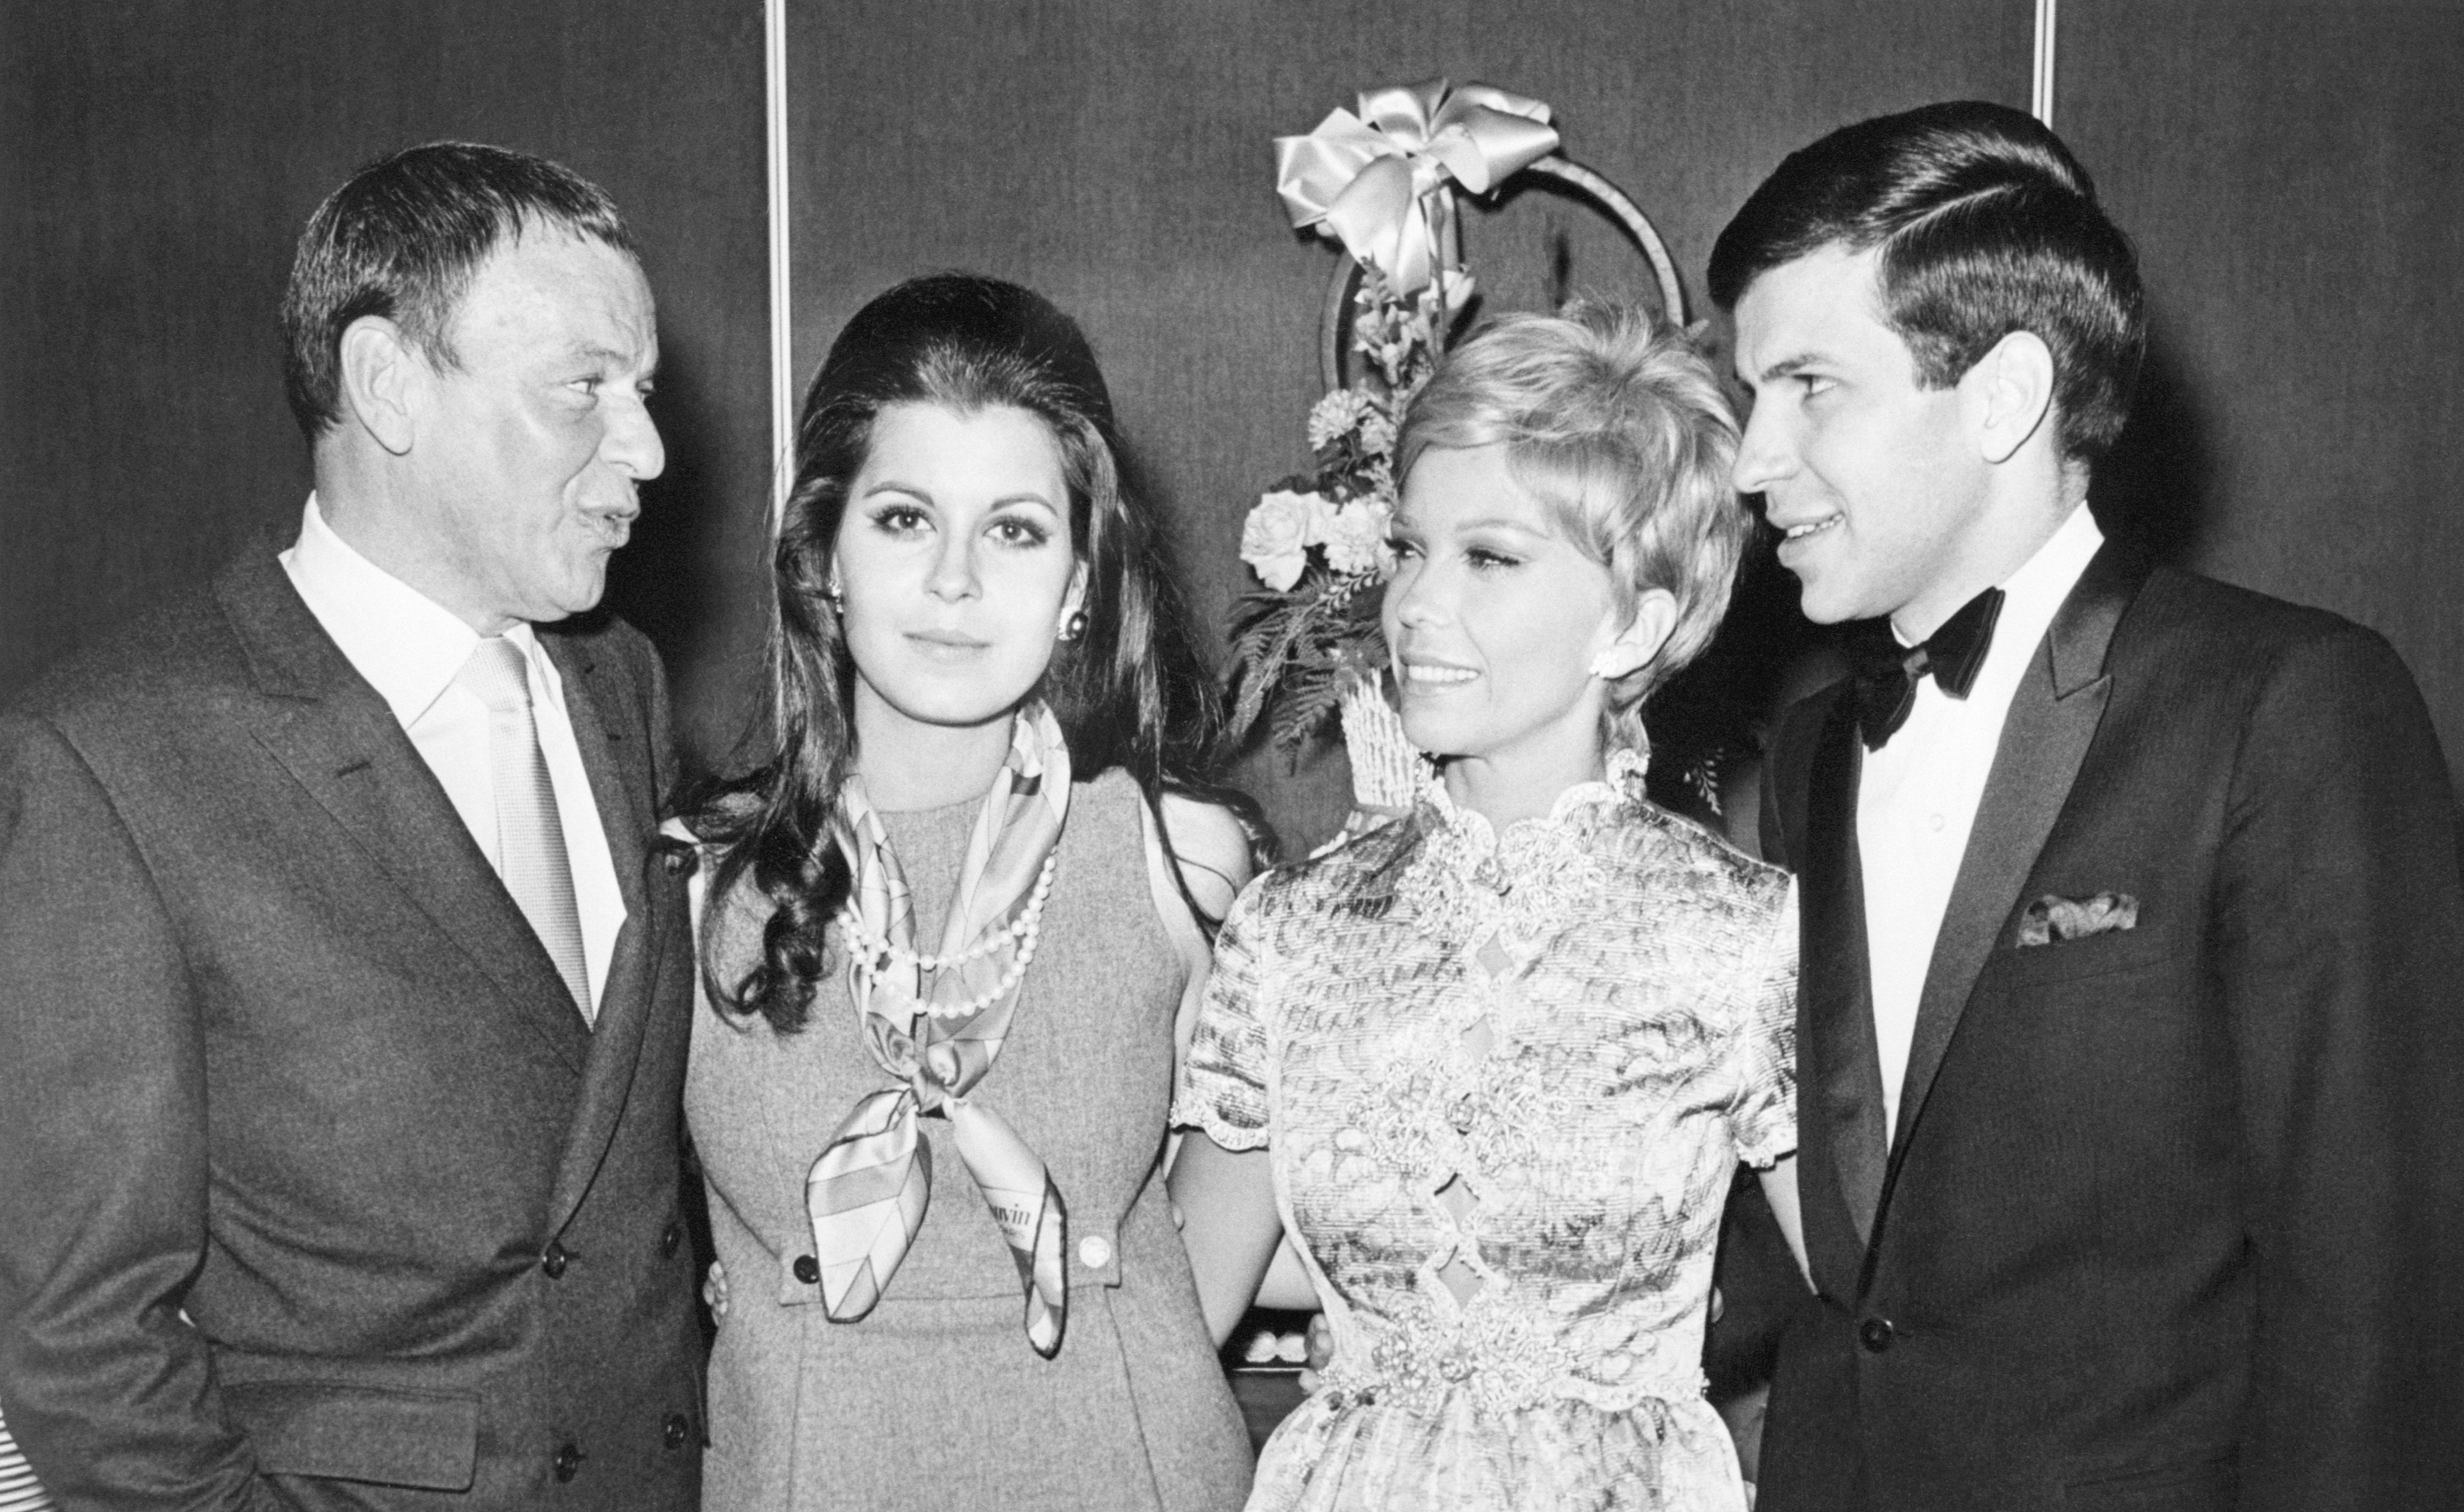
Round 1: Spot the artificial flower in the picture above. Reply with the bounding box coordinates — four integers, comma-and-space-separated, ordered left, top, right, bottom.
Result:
1321, 499, 1393, 578
1357, 404, 1397, 457
1308, 389, 1375, 452
1241, 488, 1320, 592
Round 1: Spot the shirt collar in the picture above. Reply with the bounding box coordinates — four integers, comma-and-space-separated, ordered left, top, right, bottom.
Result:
1967, 502, 2105, 701
280, 494, 547, 725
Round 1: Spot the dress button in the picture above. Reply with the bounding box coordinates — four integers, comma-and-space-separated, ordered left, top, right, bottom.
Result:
662, 1412, 692, 1450
661, 1221, 683, 1258
1077, 1234, 1113, 1269
792, 1254, 820, 1285
1927, 812, 1946, 832
541, 1241, 569, 1279
1859, 1316, 1895, 1354
553, 1442, 583, 1481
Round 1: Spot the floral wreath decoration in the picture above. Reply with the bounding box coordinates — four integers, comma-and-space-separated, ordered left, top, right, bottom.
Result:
1225, 80, 1707, 823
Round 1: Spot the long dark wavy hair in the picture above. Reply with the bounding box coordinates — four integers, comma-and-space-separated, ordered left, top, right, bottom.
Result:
691, 273, 1243, 1033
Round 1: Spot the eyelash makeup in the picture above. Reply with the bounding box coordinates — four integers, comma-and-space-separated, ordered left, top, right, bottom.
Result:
864, 506, 1055, 549
987, 516, 1052, 548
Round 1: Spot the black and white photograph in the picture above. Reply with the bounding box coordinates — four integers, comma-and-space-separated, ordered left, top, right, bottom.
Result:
4, 3, 2460, 1508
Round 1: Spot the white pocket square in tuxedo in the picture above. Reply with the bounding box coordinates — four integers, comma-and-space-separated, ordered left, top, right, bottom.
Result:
2016, 892, 2139, 947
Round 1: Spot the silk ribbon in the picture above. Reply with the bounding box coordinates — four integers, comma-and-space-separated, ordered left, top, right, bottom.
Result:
1274, 79, 1560, 297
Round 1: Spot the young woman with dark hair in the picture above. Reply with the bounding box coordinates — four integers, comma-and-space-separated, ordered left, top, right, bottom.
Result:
682, 273, 1256, 1512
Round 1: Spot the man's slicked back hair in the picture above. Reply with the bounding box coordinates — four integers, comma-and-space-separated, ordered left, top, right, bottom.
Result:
1708, 100, 2145, 460
281, 141, 635, 440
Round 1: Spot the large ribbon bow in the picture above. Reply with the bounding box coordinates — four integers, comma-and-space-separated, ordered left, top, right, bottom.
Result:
805, 706, 1073, 1356
1274, 79, 1560, 297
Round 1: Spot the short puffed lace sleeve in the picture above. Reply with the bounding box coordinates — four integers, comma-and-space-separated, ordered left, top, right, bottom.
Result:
1170, 875, 1278, 1151
1728, 874, 1800, 1170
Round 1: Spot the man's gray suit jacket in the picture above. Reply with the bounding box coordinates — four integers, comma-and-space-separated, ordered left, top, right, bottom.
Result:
0, 547, 705, 1509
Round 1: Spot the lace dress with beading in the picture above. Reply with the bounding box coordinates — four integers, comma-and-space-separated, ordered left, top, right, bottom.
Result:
1175, 764, 1796, 1511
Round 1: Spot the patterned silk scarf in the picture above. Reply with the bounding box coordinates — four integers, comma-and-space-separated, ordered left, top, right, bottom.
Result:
806, 703, 1073, 1355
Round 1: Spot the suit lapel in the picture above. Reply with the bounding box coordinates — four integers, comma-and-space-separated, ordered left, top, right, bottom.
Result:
540, 631, 669, 1231
218, 554, 593, 1075
1799, 688, 1893, 1259
1886, 544, 2146, 1156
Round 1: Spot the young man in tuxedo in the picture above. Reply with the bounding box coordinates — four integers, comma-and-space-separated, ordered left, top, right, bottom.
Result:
0, 143, 703, 1508
1718, 101, 2464, 1511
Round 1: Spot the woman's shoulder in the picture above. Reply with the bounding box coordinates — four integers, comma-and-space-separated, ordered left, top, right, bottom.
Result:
1599, 797, 1793, 918
1152, 790, 1257, 922
1076, 767, 1260, 922
1234, 809, 1423, 924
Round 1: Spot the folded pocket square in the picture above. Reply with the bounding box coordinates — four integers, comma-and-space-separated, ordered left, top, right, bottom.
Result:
2016, 892, 2139, 947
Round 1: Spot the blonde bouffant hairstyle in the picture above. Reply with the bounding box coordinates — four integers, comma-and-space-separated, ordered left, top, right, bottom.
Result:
1394, 300, 1749, 755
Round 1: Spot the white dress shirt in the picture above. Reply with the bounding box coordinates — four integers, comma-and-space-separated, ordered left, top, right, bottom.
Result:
279, 497, 624, 1013
1859, 504, 2103, 1136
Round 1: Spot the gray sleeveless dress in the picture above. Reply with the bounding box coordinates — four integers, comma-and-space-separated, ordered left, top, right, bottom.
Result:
688, 768, 1253, 1512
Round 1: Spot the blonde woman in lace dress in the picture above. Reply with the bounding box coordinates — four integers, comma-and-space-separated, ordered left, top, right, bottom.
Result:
1173, 303, 1809, 1512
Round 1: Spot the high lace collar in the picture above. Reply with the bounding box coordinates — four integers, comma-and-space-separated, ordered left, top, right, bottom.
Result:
1399, 747, 1647, 956
1413, 745, 1649, 864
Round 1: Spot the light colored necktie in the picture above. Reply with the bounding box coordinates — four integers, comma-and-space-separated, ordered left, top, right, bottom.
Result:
457, 637, 593, 1025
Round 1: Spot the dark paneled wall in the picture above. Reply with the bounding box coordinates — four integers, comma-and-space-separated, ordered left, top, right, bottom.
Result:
786, 0, 2032, 845
0, 0, 771, 757
11, 4, 2460, 834
2063, 0, 2464, 781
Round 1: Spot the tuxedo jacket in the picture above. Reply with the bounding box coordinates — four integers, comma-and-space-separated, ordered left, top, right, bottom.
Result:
0, 550, 704, 1510
1756, 546, 2464, 1512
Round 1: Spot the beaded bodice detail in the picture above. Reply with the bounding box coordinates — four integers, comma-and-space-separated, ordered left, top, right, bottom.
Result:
1177, 765, 1797, 1443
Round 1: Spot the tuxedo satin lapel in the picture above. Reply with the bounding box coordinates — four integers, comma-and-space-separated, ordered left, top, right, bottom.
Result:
217, 554, 592, 1076
1887, 544, 2146, 1157
1800, 688, 1892, 1263
541, 633, 663, 1229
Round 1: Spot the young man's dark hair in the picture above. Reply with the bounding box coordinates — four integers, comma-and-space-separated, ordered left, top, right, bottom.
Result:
1709, 100, 2144, 461
281, 140, 635, 439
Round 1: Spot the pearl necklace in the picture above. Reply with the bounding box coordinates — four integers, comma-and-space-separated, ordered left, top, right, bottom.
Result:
838, 852, 1060, 1019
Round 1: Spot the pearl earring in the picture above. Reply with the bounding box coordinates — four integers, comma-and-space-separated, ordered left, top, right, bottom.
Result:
1058, 610, 1089, 643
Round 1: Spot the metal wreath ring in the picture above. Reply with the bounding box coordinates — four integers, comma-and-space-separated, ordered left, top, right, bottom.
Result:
1316, 153, 1687, 393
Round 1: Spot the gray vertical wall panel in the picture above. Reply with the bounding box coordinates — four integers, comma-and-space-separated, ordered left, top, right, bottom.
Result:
2061, 0, 2464, 787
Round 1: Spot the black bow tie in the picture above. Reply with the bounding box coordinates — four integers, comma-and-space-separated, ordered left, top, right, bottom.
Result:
1849, 587, 2006, 750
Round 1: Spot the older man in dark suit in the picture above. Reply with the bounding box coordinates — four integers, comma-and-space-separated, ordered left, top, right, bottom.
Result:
1719, 103, 2464, 1511
0, 142, 703, 1509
